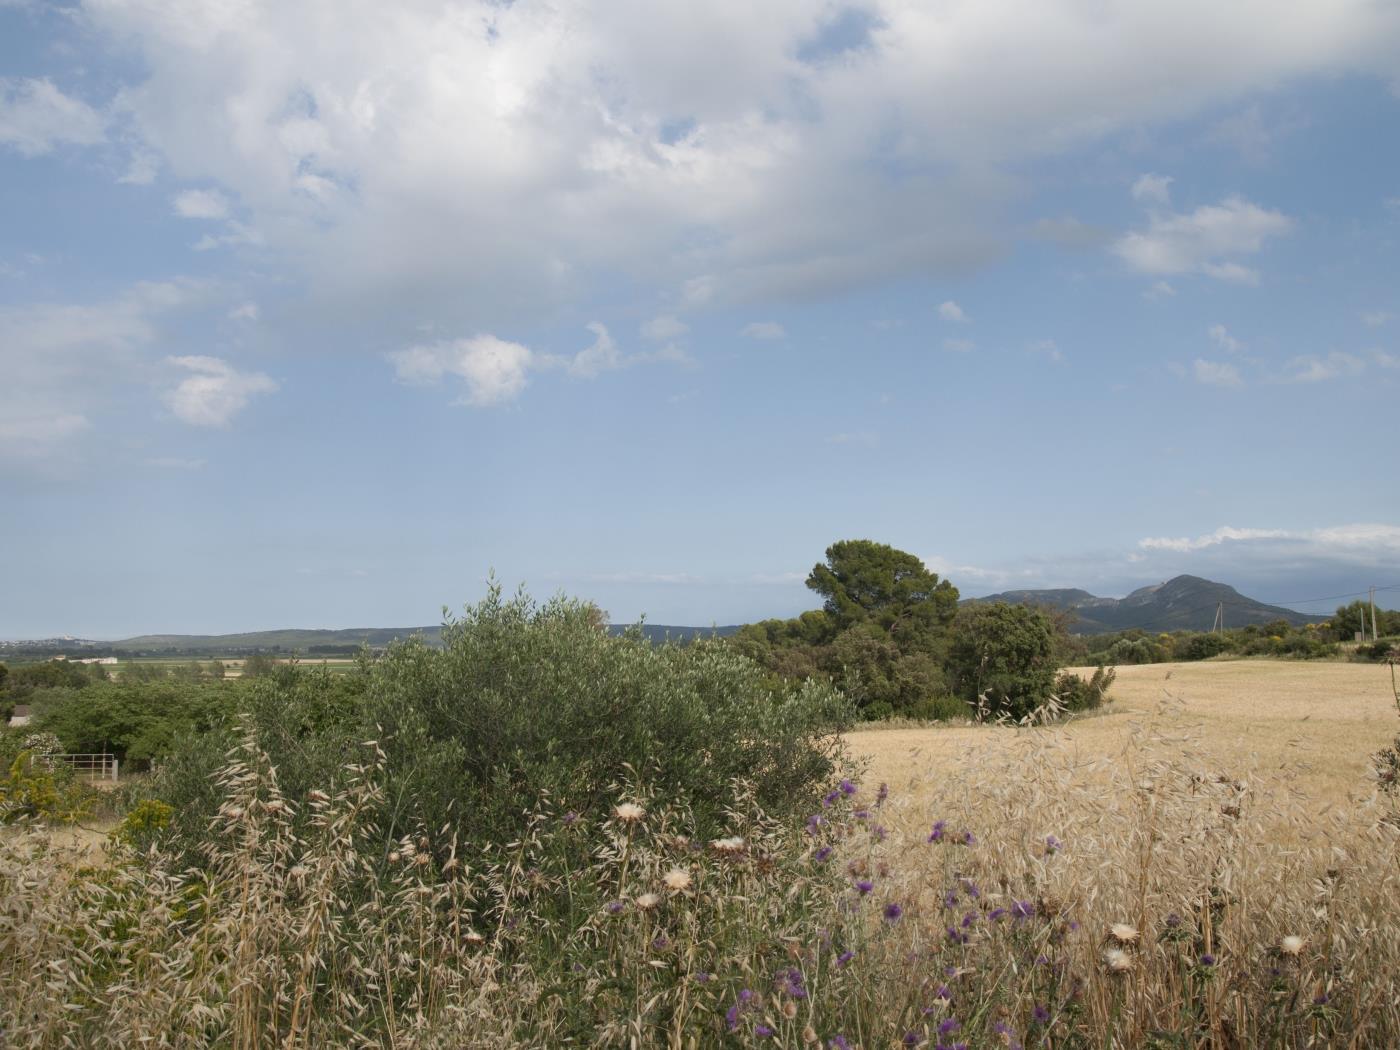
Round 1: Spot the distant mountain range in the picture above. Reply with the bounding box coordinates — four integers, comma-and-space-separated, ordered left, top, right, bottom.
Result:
103, 623, 740, 655
3, 575, 1327, 654
965, 574, 1325, 634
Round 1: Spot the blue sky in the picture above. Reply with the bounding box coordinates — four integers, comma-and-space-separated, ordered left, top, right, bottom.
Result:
3, 0, 1399, 638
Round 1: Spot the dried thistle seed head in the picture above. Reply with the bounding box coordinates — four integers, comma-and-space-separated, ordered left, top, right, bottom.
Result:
463, 930, 485, 945
388, 851, 401, 864
614, 802, 646, 822
803, 1025, 819, 1044
1109, 923, 1139, 944
415, 852, 431, 867
710, 836, 745, 854
1104, 948, 1134, 973
635, 892, 661, 910
662, 867, 692, 892
782, 1000, 798, 1020
1280, 935, 1306, 956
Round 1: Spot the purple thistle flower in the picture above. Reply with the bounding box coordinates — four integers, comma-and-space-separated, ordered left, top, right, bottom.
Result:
902, 1033, 925, 1047
814, 845, 834, 863
872, 824, 887, 842
724, 1004, 741, 1031
652, 934, 669, 950
1011, 899, 1035, 920
927, 820, 947, 843
755, 1025, 775, 1038
855, 879, 874, 895
958, 878, 980, 899
854, 807, 871, 821
936, 1043, 968, 1050
1165, 912, 1182, 928
835, 950, 855, 968
1044, 834, 1061, 853
884, 902, 904, 922
1199, 953, 1217, 967
604, 900, 624, 914
938, 1018, 960, 1035
692, 972, 711, 983
943, 890, 959, 909
1313, 994, 1330, 1006
960, 911, 977, 928
959, 830, 976, 846
1032, 1004, 1051, 1024
778, 968, 808, 998
840, 778, 858, 796
989, 907, 1008, 922
561, 811, 579, 826
829, 1038, 852, 1050
739, 989, 756, 1003
822, 789, 840, 808
935, 984, 951, 1000
945, 927, 969, 945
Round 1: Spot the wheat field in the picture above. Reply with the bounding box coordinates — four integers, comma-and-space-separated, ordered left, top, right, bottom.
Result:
849, 659, 1398, 814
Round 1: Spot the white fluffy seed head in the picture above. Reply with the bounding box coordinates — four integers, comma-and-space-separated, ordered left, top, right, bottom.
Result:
1104, 948, 1134, 972
662, 868, 692, 892
1110, 923, 1140, 944
635, 892, 661, 910
614, 802, 645, 822
1280, 935, 1306, 956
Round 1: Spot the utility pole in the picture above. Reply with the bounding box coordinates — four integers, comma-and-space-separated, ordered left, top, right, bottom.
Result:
1213, 602, 1223, 634
1370, 586, 1378, 641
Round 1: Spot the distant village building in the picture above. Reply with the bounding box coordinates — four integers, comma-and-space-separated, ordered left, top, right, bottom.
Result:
8, 705, 31, 728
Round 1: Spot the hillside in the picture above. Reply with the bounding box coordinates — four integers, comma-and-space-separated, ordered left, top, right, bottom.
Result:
111, 623, 740, 654
966, 574, 1325, 634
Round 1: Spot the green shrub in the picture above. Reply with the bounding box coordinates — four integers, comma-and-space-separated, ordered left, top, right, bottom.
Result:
150, 586, 854, 862
1180, 632, 1233, 661
946, 602, 1058, 719
1052, 665, 1116, 712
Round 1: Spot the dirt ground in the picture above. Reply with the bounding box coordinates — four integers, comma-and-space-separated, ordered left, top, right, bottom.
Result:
846, 659, 1400, 811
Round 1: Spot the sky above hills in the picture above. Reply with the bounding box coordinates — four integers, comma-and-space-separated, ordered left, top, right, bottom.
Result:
3, 0, 1399, 637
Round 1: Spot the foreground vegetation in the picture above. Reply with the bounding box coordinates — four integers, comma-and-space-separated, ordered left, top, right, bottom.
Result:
4, 596, 1400, 1046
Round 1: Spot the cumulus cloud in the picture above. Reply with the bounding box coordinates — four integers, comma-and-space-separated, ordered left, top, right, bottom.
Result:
390, 335, 534, 407
1114, 196, 1293, 284
72, 0, 1400, 321
741, 321, 785, 340
390, 323, 684, 406
1135, 523, 1400, 577
163, 356, 278, 426
1208, 324, 1243, 353
0, 280, 204, 465
1192, 359, 1242, 387
1140, 526, 1291, 553
938, 300, 969, 322
0, 78, 104, 157
1131, 172, 1173, 205
1284, 351, 1366, 382
641, 314, 687, 341
173, 189, 231, 220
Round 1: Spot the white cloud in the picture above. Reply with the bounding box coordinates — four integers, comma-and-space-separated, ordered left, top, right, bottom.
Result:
1140, 526, 1290, 553
1145, 280, 1177, 299
1131, 172, 1173, 205
564, 322, 622, 378
641, 314, 687, 341
78, 0, 1400, 321
173, 189, 231, 220
228, 301, 260, 322
1114, 196, 1293, 283
390, 335, 534, 406
1283, 351, 1366, 382
1208, 324, 1243, 354
1028, 338, 1063, 362
741, 321, 786, 340
1192, 359, 1242, 387
943, 337, 975, 353
0, 281, 204, 464
163, 356, 278, 426
0, 78, 104, 157
1373, 350, 1399, 369
938, 300, 969, 323
1362, 310, 1392, 327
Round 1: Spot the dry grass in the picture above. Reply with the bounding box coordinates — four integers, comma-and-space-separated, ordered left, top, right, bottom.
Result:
849, 660, 1398, 818
2, 659, 1398, 1047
